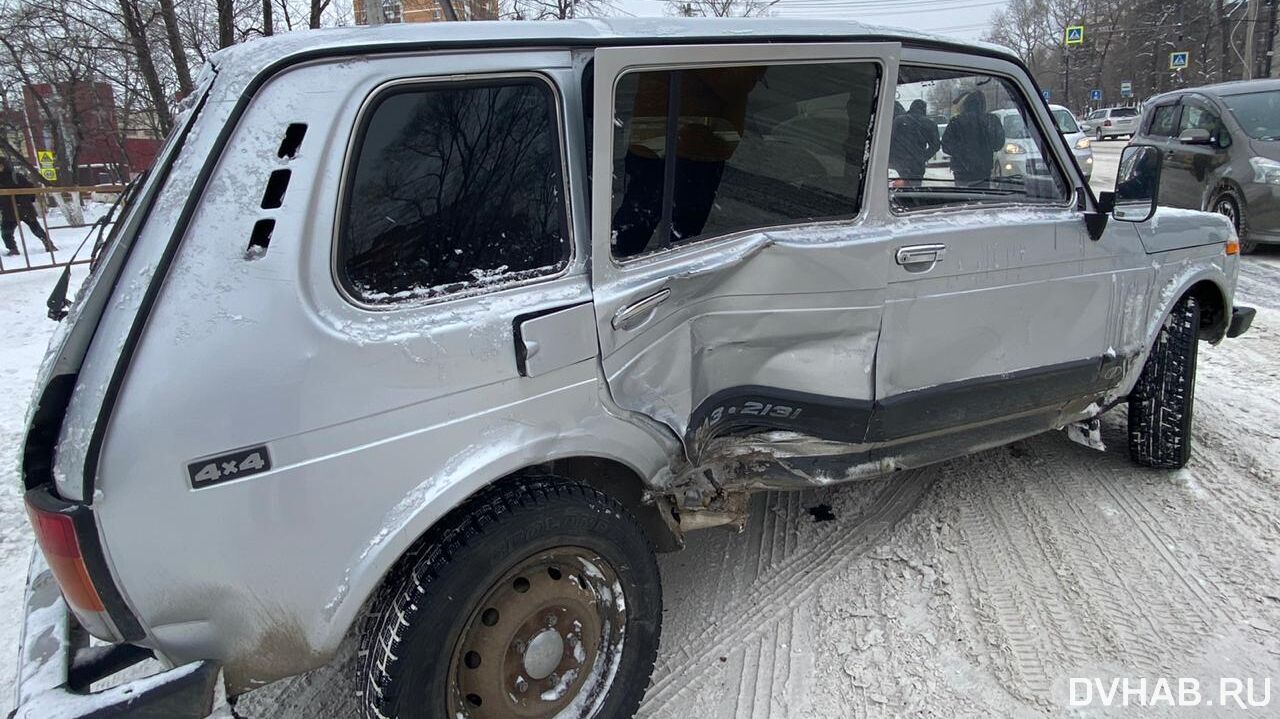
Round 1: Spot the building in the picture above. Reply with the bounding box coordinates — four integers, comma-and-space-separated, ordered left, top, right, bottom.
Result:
353, 0, 497, 25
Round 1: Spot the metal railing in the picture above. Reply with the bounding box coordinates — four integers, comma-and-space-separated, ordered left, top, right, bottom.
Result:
0, 185, 124, 275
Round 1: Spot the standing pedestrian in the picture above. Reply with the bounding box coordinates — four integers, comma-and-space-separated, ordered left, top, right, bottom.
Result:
942, 92, 1005, 186
890, 100, 942, 186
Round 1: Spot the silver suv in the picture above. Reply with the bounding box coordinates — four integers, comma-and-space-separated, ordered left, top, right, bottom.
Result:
15, 19, 1255, 719
1081, 106, 1140, 140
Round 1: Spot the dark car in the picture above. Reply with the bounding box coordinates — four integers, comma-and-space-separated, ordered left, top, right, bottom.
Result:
1133, 78, 1280, 252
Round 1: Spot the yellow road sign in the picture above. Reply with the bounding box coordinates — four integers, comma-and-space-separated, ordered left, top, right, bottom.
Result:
1065, 25, 1084, 45
36, 150, 56, 181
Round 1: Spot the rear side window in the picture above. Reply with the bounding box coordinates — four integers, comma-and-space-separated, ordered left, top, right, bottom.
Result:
339, 78, 569, 305
609, 62, 880, 259
1147, 104, 1181, 136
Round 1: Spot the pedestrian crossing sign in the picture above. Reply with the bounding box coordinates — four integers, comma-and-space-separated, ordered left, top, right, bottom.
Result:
1169, 51, 1189, 70
36, 150, 56, 182
1065, 26, 1084, 46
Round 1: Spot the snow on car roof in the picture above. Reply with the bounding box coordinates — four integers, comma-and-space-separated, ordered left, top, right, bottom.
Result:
207, 17, 1019, 95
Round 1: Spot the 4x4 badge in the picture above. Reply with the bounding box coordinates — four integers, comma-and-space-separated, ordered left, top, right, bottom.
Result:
187, 445, 272, 488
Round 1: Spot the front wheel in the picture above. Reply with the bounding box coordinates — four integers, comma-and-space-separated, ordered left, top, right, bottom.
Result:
1212, 190, 1255, 253
359, 477, 662, 719
1128, 295, 1200, 469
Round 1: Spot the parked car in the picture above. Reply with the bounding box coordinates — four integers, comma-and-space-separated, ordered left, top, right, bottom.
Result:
989, 107, 1093, 181
1131, 78, 1280, 252
15, 19, 1254, 719
1081, 106, 1139, 140
1050, 104, 1094, 178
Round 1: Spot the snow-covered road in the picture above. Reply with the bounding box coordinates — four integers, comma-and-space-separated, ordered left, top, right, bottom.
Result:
1, 202, 1278, 717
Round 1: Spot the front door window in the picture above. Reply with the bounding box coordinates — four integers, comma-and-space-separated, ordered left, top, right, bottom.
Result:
887, 66, 1070, 212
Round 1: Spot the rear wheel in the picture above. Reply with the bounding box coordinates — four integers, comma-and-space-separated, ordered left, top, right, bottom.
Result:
1211, 190, 1255, 253
359, 477, 661, 719
1095, 127, 1105, 141
1127, 295, 1200, 469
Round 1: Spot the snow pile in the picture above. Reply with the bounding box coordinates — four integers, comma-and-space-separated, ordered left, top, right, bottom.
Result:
0, 267, 86, 713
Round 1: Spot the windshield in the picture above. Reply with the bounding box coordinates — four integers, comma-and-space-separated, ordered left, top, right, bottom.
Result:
1001, 113, 1030, 139
1052, 109, 1080, 133
1221, 90, 1280, 140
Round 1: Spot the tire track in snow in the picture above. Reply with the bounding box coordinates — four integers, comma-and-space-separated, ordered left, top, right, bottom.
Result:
639, 472, 934, 716
945, 451, 1085, 700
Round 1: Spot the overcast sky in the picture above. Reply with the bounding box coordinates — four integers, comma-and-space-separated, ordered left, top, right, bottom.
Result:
609, 0, 1010, 41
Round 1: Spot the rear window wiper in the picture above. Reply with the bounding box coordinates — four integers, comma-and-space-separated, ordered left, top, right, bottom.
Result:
46, 172, 145, 321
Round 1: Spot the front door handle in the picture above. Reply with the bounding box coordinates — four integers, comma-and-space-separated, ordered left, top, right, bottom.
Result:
896, 244, 946, 268
612, 289, 670, 331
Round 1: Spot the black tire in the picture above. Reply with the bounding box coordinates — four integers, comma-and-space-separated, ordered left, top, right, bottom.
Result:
1211, 189, 1255, 253
1128, 295, 1200, 469
358, 477, 662, 719
1096, 128, 1105, 141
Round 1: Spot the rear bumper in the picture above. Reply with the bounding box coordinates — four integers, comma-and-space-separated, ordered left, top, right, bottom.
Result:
11, 551, 219, 719
1228, 306, 1255, 338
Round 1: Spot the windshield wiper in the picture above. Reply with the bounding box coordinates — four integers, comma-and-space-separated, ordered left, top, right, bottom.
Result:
46, 173, 145, 321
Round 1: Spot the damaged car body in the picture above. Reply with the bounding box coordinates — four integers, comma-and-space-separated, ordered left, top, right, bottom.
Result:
15, 18, 1254, 719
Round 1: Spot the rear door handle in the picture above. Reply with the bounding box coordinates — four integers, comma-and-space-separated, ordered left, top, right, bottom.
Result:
612, 289, 670, 331
896, 244, 946, 267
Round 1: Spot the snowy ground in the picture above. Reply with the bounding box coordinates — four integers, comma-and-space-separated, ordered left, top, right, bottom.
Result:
2, 171, 1280, 717
0, 203, 112, 274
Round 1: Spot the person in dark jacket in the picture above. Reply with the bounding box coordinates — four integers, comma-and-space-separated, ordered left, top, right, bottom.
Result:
889, 100, 942, 185
942, 92, 1005, 186
0, 160, 56, 255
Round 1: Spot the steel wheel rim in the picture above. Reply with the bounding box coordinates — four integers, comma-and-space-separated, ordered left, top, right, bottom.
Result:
446, 547, 627, 719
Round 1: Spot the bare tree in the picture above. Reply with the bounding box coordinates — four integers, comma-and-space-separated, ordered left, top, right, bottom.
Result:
117, 0, 173, 133
665, 0, 777, 17
986, 0, 1243, 109
218, 0, 235, 48
508, 0, 610, 20
310, 0, 330, 28
160, 0, 195, 95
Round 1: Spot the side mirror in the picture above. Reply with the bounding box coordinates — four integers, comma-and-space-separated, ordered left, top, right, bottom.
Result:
1112, 145, 1161, 223
1177, 128, 1212, 145
1085, 145, 1161, 239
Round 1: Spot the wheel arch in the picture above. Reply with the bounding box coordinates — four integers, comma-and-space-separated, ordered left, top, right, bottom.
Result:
333, 448, 681, 664
1204, 176, 1247, 215
1115, 268, 1230, 401
1184, 278, 1230, 342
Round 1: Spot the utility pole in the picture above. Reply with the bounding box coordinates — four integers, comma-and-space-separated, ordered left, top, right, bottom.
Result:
1267, 0, 1278, 77
363, 0, 384, 25
1243, 0, 1260, 79
1219, 0, 1230, 80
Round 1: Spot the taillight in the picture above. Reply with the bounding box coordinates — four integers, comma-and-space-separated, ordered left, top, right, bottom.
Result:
27, 501, 106, 612
1104, 119, 1112, 127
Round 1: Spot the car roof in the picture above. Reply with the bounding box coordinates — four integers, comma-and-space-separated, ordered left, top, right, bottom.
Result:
1148, 77, 1280, 104
206, 18, 1021, 95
